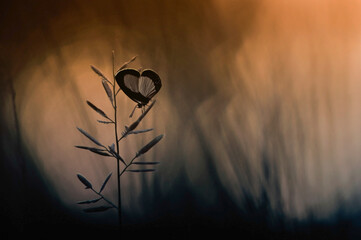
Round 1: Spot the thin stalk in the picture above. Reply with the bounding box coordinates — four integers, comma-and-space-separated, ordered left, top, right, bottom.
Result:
112, 51, 122, 228
119, 156, 137, 177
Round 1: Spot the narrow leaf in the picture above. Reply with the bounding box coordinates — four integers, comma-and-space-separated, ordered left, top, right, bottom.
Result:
100, 173, 112, 193
119, 100, 155, 139
127, 169, 156, 173
83, 206, 112, 213
89, 149, 111, 156
133, 162, 160, 165
128, 128, 153, 135
136, 134, 164, 157
75, 145, 105, 151
76, 127, 103, 147
118, 56, 137, 71
127, 121, 140, 132
77, 198, 102, 204
75, 146, 110, 156
86, 101, 111, 120
90, 65, 111, 85
119, 122, 139, 140
97, 120, 114, 124
102, 79, 113, 105
77, 174, 92, 189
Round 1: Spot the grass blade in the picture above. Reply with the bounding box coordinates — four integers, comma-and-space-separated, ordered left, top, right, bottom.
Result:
75, 146, 110, 156
128, 128, 153, 135
118, 56, 137, 71
76, 127, 104, 147
97, 120, 114, 124
135, 134, 164, 158
75, 145, 105, 151
83, 206, 112, 213
77, 198, 102, 204
100, 173, 112, 193
90, 65, 112, 85
77, 174, 92, 189
89, 149, 111, 156
102, 79, 113, 105
133, 161, 160, 165
86, 101, 111, 120
126, 121, 139, 133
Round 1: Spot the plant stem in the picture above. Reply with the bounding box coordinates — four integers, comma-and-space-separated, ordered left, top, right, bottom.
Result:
112, 51, 122, 228
119, 156, 137, 177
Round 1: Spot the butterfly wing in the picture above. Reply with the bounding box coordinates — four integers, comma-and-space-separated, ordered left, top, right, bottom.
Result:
139, 69, 162, 100
115, 68, 149, 104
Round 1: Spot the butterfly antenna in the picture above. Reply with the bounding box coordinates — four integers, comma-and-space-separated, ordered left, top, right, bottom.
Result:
129, 104, 137, 118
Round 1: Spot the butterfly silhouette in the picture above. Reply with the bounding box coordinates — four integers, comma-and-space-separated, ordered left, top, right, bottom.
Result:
115, 68, 162, 117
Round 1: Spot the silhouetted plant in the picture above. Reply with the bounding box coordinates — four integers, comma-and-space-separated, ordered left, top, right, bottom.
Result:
75, 52, 163, 229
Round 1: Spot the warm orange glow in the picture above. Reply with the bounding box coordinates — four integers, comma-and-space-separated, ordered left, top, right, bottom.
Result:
4, 0, 361, 223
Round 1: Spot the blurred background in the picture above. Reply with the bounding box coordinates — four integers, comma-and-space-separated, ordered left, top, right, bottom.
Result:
2, 0, 361, 239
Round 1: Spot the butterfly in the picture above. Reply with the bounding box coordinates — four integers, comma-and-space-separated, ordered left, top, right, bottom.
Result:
115, 68, 162, 117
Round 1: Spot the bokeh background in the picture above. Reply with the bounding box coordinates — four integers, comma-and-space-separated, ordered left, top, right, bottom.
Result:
2, 0, 361, 239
